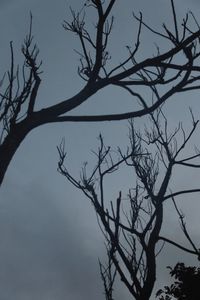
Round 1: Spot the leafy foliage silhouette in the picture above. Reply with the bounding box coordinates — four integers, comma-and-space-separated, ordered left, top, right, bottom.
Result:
157, 263, 200, 300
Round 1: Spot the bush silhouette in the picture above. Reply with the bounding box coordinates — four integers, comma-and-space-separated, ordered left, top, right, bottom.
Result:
156, 263, 200, 300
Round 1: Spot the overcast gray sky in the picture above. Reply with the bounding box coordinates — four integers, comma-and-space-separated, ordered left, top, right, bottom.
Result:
0, 1, 200, 299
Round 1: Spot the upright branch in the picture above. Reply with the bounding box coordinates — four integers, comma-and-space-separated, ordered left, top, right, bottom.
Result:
0, 14, 42, 184
99, 245, 117, 300
0, 14, 41, 143
58, 108, 200, 300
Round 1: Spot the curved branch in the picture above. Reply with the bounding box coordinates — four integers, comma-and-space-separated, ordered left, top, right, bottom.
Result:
159, 236, 199, 256
164, 188, 200, 201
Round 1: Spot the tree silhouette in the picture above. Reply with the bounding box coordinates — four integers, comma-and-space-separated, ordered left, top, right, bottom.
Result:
58, 108, 200, 300
1, 0, 200, 185
156, 263, 200, 300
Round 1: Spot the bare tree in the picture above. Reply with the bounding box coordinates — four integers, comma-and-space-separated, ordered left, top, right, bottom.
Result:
58, 108, 200, 300
1, 0, 200, 185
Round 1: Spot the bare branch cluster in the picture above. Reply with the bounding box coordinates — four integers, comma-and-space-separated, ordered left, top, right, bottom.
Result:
1, 1, 200, 185
58, 109, 200, 300
58, 0, 200, 122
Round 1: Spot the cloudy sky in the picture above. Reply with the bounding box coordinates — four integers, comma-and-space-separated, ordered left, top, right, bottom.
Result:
0, 1, 200, 299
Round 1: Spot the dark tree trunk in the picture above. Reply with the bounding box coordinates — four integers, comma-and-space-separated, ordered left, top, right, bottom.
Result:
0, 122, 31, 186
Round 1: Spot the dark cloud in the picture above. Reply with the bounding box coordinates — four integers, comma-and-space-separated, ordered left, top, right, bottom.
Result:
0, 0, 13, 8
0, 179, 105, 300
